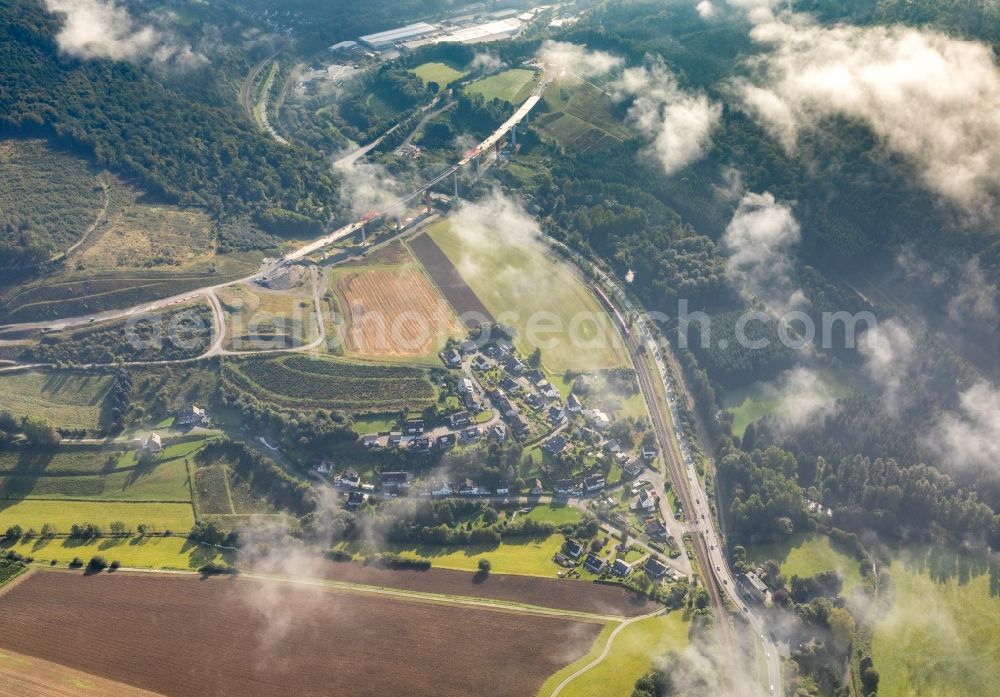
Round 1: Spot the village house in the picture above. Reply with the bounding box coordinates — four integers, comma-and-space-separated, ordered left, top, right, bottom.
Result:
436, 433, 456, 449
473, 355, 490, 371
405, 419, 425, 434
526, 370, 545, 385
448, 410, 472, 428
632, 488, 656, 511
586, 409, 612, 431
490, 423, 507, 442
642, 444, 658, 461
547, 404, 566, 425
567, 393, 582, 413
412, 437, 432, 453
545, 435, 568, 454
603, 439, 622, 455
459, 377, 475, 394
525, 393, 543, 410
512, 414, 530, 436
583, 474, 606, 493
643, 516, 667, 538
460, 339, 478, 354
461, 426, 481, 443
500, 376, 521, 393
442, 347, 462, 367
506, 357, 525, 374
583, 552, 607, 574
611, 559, 632, 577
381, 471, 410, 491
530, 479, 544, 495
347, 491, 366, 508
554, 479, 577, 496
644, 556, 668, 580
623, 459, 644, 479
388, 431, 403, 447
564, 539, 584, 559
339, 467, 361, 489
362, 433, 379, 448
495, 480, 510, 496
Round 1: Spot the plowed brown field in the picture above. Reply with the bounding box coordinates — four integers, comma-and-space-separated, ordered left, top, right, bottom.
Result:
280, 559, 659, 617
337, 267, 458, 356
0, 571, 603, 697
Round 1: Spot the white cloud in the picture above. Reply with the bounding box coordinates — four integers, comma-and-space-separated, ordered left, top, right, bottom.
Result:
696, 1, 716, 19
926, 381, 1000, 472
722, 191, 804, 313
736, 16, 1000, 219
44, 0, 204, 67
858, 319, 917, 415
948, 258, 999, 325
766, 366, 840, 430
615, 61, 721, 176
469, 52, 504, 73
536, 40, 624, 79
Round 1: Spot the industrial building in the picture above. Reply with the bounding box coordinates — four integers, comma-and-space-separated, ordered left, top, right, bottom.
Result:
359, 22, 439, 50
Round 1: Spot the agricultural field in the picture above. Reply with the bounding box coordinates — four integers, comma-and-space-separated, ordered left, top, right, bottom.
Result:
191, 450, 278, 526
343, 533, 568, 577
130, 363, 220, 418
224, 354, 435, 412
0, 572, 603, 697
219, 273, 318, 351
408, 232, 493, 325
411, 62, 467, 87
3, 535, 228, 570
747, 533, 863, 592
873, 551, 1000, 697
0, 647, 164, 697
332, 247, 461, 360
0, 371, 113, 430
538, 612, 690, 697
289, 558, 659, 617
465, 68, 538, 104
535, 77, 632, 153
426, 220, 629, 373
0, 138, 105, 261
0, 500, 195, 534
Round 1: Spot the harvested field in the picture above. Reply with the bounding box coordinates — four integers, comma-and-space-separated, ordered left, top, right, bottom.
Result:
0, 646, 165, 697
0, 372, 112, 430
262, 558, 659, 617
408, 233, 492, 327
336, 267, 458, 357
0, 571, 603, 697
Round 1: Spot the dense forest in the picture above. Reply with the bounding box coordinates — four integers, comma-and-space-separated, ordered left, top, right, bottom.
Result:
0, 0, 337, 225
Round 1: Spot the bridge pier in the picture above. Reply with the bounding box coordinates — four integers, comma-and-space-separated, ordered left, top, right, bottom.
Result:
453, 170, 459, 198
511, 123, 516, 148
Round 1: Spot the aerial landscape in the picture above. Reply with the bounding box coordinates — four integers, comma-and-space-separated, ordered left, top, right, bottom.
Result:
1, 0, 999, 695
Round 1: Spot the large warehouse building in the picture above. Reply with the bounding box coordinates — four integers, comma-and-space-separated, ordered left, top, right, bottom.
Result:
359, 22, 439, 50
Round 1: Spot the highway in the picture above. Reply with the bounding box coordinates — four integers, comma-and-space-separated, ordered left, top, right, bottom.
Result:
582, 252, 782, 697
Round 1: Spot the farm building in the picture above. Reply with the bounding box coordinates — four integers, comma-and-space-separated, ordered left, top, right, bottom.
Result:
359, 22, 438, 49
142, 433, 162, 453
175, 405, 208, 427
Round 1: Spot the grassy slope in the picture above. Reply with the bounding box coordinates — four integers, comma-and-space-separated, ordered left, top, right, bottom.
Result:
874, 555, 1000, 697
426, 220, 628, 373
747, 533, 863, 592
0, 372, 113, 429
0, 500, 195, 533
343, 533, 566, 577
412, 62, 467, 86
538, 612, 689, 696
465, 68, 538, 103
3, 536, 227, 570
